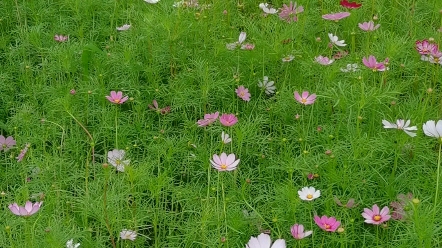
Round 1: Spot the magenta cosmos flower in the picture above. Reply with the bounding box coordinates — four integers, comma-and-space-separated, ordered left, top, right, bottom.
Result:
322, 12, 350, 21
219, 113, 238, 126
291, 224, 312, 239
210, 152, 240, 171
0, 135, 16, 151
362, 55, 388, 71
106, 91, 129, 104
314, 215, 340, 232
358, 21, 380, 31
415, 40, 437, 55
362, 204, 391, 225
9, 201, 43, 216
294, 91, 316, 105
236, 86, 251, 101
279, 1, 304, 22
197, 112, 219, 127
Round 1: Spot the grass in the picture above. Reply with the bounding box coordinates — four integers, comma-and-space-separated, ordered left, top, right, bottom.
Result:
1, 0, 442, 247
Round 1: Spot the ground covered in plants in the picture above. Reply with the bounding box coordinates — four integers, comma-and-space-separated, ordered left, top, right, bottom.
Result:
1, 0, 442, 247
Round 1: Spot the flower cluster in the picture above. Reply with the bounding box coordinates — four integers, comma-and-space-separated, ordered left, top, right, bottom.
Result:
197, 112, 238, 127
416, 39, 442, 65
226, 32, 255, 50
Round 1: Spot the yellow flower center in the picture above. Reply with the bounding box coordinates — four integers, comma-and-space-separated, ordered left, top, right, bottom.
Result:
114, 99, 120, 103
306, 194, 313, 199
301, 98, 307, 103
324, 224, 331, 229
220, 164, 227, 170
373, 215, 381, 221
115, 159, 121, 165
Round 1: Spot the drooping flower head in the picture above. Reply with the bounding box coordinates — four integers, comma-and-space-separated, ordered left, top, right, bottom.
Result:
340, 0, 362, 9
236, 86, 251, 101
315, 55, 334, 65
219, 113, 238, 127
108, 149, 130, 172
423, 120, 442, 140
294, 91, 317, 105
382, 119, 417, 137
298, 186, 320, 201
279, 1, 304, 23
148, 100, 170, 114
221, 131, 232, 144
197, 112, 219, 127
291, 224, 312, 240
246, 233, 286, 248
258, 76, 276, 95
322, 12, 350, 21
361, 204, 391, 225
0, 135, 16, 151
314, 215, 340, 232
362, 55, 388, 71
106, 91, 129, 104
210, 152, 240, 171
120, 229, 137, 241
359, 21, 380, 31
9, 201, 43, 216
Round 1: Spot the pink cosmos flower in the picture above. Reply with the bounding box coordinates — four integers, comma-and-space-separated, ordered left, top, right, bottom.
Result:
362, 55, 387, 71
16, 143, 30, 162
334, 197, 357, 208
279, 1, 304, 23
0, 135, 16, 151
314, 215, 340, 232
236, 86, 251, 101
9, 201, 43, 216
294, 91, 316, 105
361, 204, 391, 225
322, 12, 350, 21
54, 34, 68, 42
291, 224, 312, 240
315, 55, 334, 65
197, 112, 219, 127
219, 113, 238, 127
148, 100, 171, 114
359, 21, 380, 31
415, 40, 437, 55
210, 152, 240, 171
106, 91, 129, 104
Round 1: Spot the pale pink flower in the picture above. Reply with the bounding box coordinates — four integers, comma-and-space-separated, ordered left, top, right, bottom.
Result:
148, 100, 170, 114
241, 43, 255, 50
246, 233, 286, 248
294, 91, 316, 105
219, 113, 238, 127
210, 152, 240, 171
361, 204, 391, 225
358, 21, 380, 31
279, 1, 304, 23
334, 197, 357, 208
236, 86, 251, 101
415, 40, 437, 55
16, 143, 30, 162
362, 55, 387, 71
120, 229, 137, 241
322, 12, 350, 21
0, 135, 16, 151
197, 112, 219, 127
382, 119, 417, 137
221, 132, 232, 144
9, 201, 43, 216
116, 24, 131, 31
106, 91, 129, 104
54, 34, 68, 42
314, 215, 340, 232
291, 224, 312, 240
315, 55, 334, 65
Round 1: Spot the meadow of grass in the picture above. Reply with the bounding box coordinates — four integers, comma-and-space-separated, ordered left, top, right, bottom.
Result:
1, 0, 442, 247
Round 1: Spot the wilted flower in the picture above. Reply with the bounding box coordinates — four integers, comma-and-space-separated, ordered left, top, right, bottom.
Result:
246, 233, 286, 248
221, 131, 232, 144
340, 63, 359, 72
328, 33, 346, 46
423, 120, 442, 139
340, 0, 361, 8
362, 55, 388, 71
106, 91, 128, 104
282, 55, 295, 62
362, 204, 391, 225
315, 55, 334, 65
210, 152, 240, 171
66, 239, 80, 248
120, 229, 137, 241
241, 43, 255, 50
16, 143, 30, 162
358, 21, 380, 31
227, 32, 254, 50
291, 224, 312, 240
148, 100, 170, 114
197, 112, 219, 127
258, 76, 276, 95
259, 3, 277, 14
391, 193, 413, 220
0, 135, 16, 151
219, 113, 238, 127
236, 86, 251, 101
382, 119, 417, 137
9, 201, 43, 216
279, 1, 304, 22
333, 50, 349, 60
314, 215, 340, 232
54, 34, 68, 42
108, 149, 130, 172
334, 197, 357, 208
294, 91, 317, 105
116, 24, 131, 31
322, 12, 350, 21
298, 186, 320, 201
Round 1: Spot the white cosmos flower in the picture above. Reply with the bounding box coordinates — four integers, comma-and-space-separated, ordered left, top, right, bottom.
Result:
108, 149, 130, 172
298, 186, 320, 201
120, 229, 137, 241
423, 120, 442, 138
221, 131, 232, 144
382, 119, 417, 137
340, 63, 359, 72
246, 233, 286, 248
66, 239, 80, 248
259, 3, 278, 14
258, 76, 276, 95
116, 24, 131, 31
144, 0, 160, 3
328, 33, 346, 46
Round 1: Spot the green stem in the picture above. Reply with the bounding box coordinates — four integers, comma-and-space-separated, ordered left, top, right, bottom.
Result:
433, 143, 441, 220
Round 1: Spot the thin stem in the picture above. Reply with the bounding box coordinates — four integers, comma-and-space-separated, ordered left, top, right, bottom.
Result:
66, 111, 95, 164
433, 143, 441, 219
115, 107, 119, 149
221, 175, 228, 245
103, 170, 117, 248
